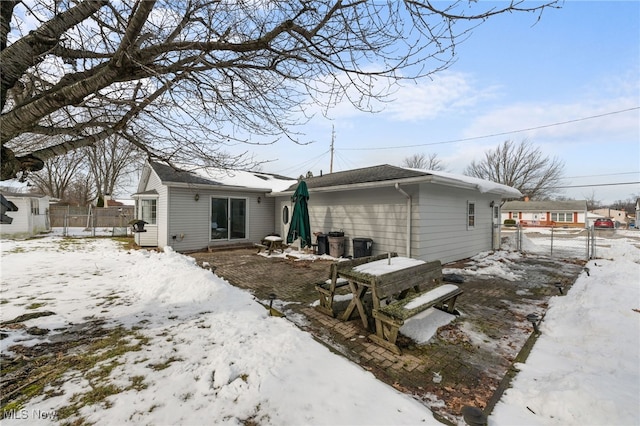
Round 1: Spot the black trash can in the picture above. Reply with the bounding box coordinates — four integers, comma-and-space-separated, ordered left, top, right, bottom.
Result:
353, 238, 373, 258
316, 234, 328, 255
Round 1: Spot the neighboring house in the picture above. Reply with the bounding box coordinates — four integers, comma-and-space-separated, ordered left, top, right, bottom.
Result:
0, 192, 51, 238
591, 208, 627, 226
501, 200, 588, 228
132, 161, 296, 250
271, 165, 522, 264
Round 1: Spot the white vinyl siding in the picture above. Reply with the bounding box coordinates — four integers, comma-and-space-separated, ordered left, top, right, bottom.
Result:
166, 187, 274, 252
0, 196, 50, 238
414, 186, 494, 264
276, 186, 412, 258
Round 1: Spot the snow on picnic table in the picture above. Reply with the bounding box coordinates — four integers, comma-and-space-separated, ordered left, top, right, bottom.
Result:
353, 256, 424, 276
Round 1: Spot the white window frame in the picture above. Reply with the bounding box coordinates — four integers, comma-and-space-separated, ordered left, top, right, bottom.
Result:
467, 201, 476, 229
139, 198, 157, 225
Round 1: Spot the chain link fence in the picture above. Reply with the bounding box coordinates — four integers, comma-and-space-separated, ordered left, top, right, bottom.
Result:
504, 226, 605, 260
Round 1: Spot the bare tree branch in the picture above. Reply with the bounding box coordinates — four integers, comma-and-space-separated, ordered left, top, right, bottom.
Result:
464, 140, 565, 199
1, 0, 560, 181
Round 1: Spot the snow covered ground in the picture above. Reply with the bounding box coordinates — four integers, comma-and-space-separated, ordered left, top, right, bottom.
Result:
1, 230, 638, 425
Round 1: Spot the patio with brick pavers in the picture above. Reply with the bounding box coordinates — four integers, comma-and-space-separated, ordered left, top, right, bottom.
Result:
190, 248, 584, 424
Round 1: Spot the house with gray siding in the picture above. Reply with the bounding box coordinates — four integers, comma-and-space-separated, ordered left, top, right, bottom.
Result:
134, 162, 521, 264
271, 165, 522, 264
132, 161, 296, 251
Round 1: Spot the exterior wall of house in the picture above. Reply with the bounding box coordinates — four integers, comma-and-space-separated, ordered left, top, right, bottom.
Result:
274, 186, 414, 258
274, 184, 499, 264
275, 188, 407, 256
164, 187, 275, 252
0, 198, 30, 237
0, 196, 50, 238
413, 185, 497, 264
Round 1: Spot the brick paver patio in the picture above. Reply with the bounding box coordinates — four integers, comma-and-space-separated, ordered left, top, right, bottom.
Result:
190, 248, 584, 424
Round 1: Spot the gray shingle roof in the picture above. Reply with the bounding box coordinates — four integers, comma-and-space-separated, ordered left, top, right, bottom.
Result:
150, 162, 223, 186
282, 164, 429, 191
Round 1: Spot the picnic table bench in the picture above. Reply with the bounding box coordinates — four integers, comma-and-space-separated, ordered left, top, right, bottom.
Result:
337, 257, 462, 354
314, 253, 398, 317
255, 235, 287, 255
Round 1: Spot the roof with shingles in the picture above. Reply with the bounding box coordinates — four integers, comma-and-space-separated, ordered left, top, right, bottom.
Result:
147, 161, 296, 192
283, 164, 427, 191
502, 200, 587, 211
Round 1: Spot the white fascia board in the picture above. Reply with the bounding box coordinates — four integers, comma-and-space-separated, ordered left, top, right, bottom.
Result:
268, 175, 521, 198
163, 181, 272, 193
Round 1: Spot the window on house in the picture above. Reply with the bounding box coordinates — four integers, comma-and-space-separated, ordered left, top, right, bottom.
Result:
467, 201, 475, 229
30, 199, 39, 215
140, 199, 157, 224
282, 205, 289, 225
551, 212, 572, 222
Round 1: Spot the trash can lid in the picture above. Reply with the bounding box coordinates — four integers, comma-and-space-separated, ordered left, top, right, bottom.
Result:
328, 231, 344, 237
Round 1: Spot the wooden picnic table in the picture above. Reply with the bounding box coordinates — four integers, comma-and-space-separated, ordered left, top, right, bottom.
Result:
338, 256, 426, 329
337, 255, 456, 353
256, 235, 286, 255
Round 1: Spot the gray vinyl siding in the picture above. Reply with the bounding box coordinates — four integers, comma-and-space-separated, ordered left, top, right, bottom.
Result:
414, 185, 495, 264
165, 187, 275, 252
275, 186, 412, 257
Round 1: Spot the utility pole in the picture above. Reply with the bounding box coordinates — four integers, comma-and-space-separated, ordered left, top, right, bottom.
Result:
330, 125, 335, 173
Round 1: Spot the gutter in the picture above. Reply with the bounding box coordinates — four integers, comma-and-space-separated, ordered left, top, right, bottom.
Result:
395, 183, 412, 258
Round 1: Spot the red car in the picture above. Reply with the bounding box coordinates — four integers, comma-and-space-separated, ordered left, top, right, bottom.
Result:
594, 218, 615, 229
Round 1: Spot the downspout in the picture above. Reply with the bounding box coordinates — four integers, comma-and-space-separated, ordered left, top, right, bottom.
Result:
395, 183, 412, 257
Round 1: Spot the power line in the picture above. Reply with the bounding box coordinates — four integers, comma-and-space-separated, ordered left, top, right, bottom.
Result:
551, 181, 640, 189
563, 171, 639, 179
340, 107, 640, 151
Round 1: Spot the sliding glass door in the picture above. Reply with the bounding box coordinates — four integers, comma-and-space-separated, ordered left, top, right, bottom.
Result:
211, 197, 246, 240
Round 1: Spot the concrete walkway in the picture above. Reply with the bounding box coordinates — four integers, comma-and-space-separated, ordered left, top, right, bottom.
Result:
190, 248, 584, 425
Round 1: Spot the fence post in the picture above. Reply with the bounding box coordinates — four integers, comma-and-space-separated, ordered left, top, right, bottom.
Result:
586, 227, 590, 260
550, 226, 554, 256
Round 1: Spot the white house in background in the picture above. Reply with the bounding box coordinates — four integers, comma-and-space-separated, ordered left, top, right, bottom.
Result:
501, 200, 588, 228
132, 161, 296, 250
0, 192, 50, 238
270, 165, 522, 264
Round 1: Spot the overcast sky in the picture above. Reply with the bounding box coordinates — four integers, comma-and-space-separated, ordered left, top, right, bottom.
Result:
231, 1, 639, 205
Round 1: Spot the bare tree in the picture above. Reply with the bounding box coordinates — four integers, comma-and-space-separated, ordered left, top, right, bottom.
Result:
464, 140, 564, 200
1, 0, 560, 181
85, 135, 141, 200
402, 153, 446, 171
581, 190, 602, 211
29, 149, 87, 200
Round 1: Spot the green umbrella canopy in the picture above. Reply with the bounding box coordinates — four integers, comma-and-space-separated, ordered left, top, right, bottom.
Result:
286, 181, 311, 247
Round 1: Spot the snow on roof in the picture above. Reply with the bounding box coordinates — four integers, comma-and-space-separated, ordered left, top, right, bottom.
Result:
190, 167, 297, 192
150, 161, 296, 193
406, 168, 523, 198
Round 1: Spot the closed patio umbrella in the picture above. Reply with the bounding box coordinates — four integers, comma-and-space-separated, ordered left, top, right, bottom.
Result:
286, 180, 311, 248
